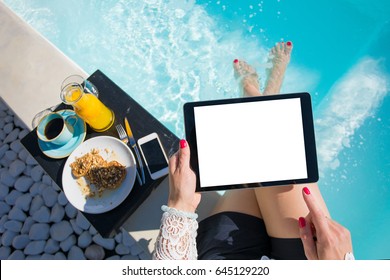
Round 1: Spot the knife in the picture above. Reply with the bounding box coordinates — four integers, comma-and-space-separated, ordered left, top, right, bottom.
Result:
124, 117, 146, 184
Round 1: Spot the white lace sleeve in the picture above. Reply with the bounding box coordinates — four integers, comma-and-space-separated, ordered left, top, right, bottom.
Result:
153, 205, 198, 260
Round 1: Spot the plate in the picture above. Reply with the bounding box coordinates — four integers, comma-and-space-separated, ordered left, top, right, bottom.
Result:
62, 136, 137, 214
38, 109, 86, 159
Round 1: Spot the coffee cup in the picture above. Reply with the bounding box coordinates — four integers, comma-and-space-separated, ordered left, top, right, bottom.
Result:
37, 112, 78, 146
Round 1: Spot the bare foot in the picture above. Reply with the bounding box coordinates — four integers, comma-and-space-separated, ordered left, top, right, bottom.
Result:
233, 59, 262, 97
263, 41, 293, 95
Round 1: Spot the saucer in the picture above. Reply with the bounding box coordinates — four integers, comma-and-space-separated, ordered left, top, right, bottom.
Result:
38, 110, 86, 159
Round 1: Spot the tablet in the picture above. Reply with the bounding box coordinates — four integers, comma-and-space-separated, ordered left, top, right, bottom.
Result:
183, 92, 318, 192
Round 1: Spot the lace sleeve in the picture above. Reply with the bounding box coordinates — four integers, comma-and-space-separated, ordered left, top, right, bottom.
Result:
153, 205, 198, 260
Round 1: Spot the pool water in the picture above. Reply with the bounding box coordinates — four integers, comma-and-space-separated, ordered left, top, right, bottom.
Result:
5, 0, 390, 259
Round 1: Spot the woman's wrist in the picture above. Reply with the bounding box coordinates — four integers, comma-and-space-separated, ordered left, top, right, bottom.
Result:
167, 200, 197, 213
162, 205, 198, 220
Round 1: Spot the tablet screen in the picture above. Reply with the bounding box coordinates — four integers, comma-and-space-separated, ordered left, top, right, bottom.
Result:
184, 93, 318, 191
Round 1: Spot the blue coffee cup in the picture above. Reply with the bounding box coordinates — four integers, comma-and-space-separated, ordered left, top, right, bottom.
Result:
37, 112, 77, 146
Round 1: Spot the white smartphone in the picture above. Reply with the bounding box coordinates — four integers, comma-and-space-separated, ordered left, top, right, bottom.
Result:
137, 132, 169, 180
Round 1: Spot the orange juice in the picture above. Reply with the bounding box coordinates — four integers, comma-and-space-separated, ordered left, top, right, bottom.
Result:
62, 84, 114, 132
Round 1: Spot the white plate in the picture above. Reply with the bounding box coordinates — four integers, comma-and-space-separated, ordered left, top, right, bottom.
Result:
62, 136, 137, 214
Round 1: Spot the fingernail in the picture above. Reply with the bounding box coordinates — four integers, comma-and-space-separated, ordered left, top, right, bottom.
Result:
286, 41, 292, 46
179, 139, 187, 149
303, 187, 311, 195
233, 59, 239, 64
298, 217, 306, 228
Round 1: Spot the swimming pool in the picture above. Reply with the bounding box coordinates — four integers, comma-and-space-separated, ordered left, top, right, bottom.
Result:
4, 0, 389, 259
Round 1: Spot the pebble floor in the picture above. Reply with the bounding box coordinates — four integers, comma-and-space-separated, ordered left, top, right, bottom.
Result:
0, 98, 150, 260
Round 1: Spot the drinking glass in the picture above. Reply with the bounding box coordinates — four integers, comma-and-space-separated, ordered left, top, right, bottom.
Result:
60, 75, 115, 132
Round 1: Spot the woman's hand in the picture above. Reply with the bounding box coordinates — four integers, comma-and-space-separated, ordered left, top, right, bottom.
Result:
167, 139, 201, 213
298, 187, 353, 260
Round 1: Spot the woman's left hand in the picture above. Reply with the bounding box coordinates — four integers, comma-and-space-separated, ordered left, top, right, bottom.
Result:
167, 139, 201, 213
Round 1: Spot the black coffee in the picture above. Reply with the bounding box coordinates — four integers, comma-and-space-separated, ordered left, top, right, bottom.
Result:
44, 118, 64, 140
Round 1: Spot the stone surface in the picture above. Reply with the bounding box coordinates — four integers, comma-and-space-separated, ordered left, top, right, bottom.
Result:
29, 223, 50, 240
85, 244, 105, 260
50, 221, 73, 242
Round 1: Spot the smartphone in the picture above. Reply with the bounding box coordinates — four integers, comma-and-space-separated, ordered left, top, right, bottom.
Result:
137, 132, 169, 180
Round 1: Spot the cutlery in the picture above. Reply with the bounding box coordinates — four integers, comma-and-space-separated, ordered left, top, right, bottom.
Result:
115, 124, 143, 186
124, 117, 146, 184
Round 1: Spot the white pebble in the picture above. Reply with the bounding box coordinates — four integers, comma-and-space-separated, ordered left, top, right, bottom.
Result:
121, 228, 136, 247
85, 244, 105, 260
24, 240, 45, 255
12, 234, 30, 250
1, 170, 16, 187
0, 157, 12, 168
18, 149, 29, 161
9, 159, 26, 178
14, 176, 33, 192
92, 234, 115, 250
0, 130, 5, 140
4, 115, 13, 123
29, 182, 41, 196
30, 165, 43, 182
50, 203, 65, 223
44, 239, 60, 254
41, 253, 55, 260
60, 235, 76, 252
0, 144, 9, 158
4, 128, 20, 143
10, 141, 23, 153
0, 183, 9, 200
4, 220, 22, 233
77, 231, 92, 248
8, 206, 27, 222
32, 205, 50, 223
54, 252, 66, 260
18, 129, 29, 139
0, 246, 11, 259
29, 195, 44, 215
26, 154, 37, 165
89, 225, 98, 235
106, 255, 120, 260
65, 203, 78, 218
121, 254, 140, 260
68, 246, 86, 260
115, 232, 122, 243
115, 243, 130, 255
23, 165, 33, 177
76, 212, 90, 230
57, 191, 68, 205
70, 219, 83, 235
42, 187, 58, 207
29, 223, 50, 240
0, 201, 11, 216
130, 243, 144, 256
42, 174, 53, 186
1, 230, 18, 246
8, 250, 25, 260
138, 251, 151, 260
20, 216, 34, 234
15, 192, 32, 212
0, 214, 8, 233
3, 122, 14, 134
50, 220, 73, 242
5, 150, 17, 161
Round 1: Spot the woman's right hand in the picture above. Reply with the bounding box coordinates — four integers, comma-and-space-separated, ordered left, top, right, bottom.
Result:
167, 139, 201, 213
298, 187, 353, 260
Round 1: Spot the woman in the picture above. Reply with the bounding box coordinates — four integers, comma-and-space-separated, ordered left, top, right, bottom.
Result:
153, 42, 354, 260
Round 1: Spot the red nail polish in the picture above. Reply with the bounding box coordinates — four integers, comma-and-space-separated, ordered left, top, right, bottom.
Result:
286, 41, 292, 46
233, 59, 239, 64
299, 217, 306, 228
303, 187, 311, 195
180, 139, 187, 149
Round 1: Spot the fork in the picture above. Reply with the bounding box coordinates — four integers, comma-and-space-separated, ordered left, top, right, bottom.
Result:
116, 124, 143, 186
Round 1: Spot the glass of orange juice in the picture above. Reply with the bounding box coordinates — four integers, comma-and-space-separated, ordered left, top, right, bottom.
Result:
60, 75, 115, 132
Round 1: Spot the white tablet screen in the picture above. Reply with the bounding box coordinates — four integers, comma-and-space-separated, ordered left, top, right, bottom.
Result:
194, 98, 308, 188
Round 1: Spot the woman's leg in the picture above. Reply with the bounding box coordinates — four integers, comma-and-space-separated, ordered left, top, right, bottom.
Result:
206, 42, 330, 259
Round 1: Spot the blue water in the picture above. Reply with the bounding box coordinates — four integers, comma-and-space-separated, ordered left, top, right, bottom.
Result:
5, 0, 390, 259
